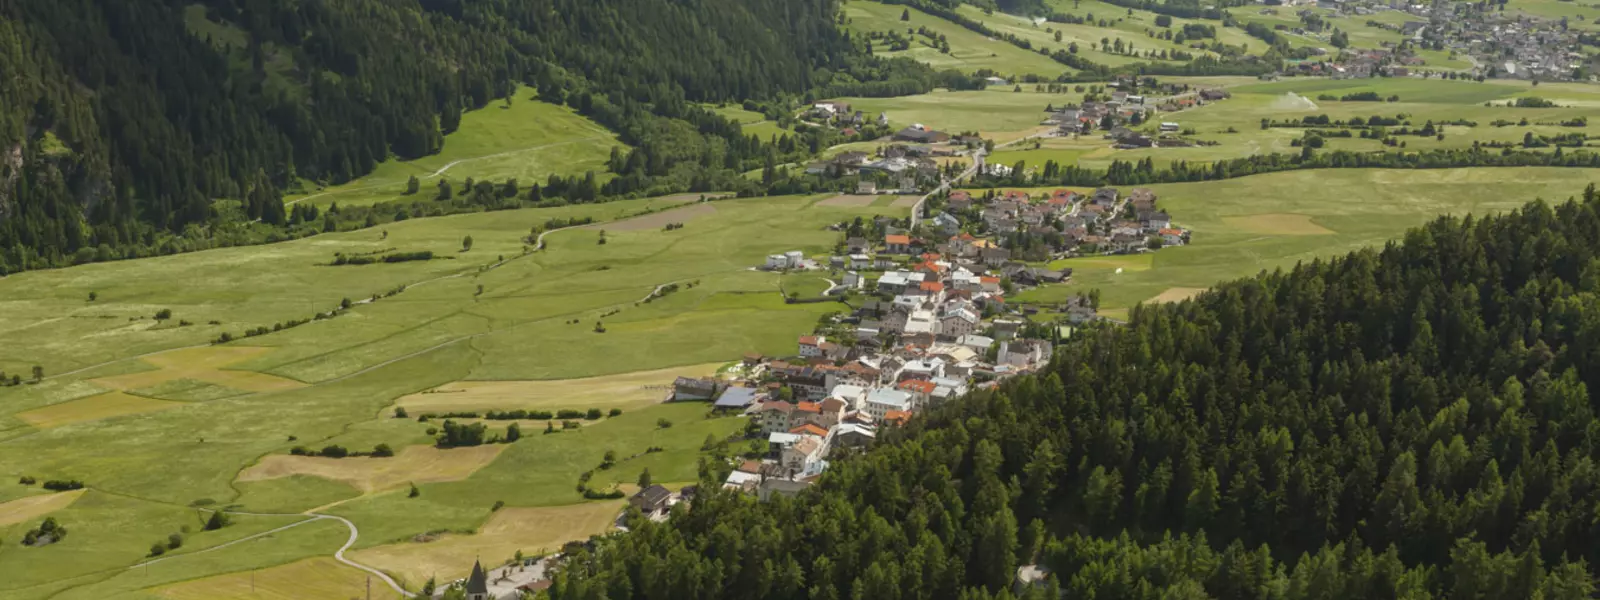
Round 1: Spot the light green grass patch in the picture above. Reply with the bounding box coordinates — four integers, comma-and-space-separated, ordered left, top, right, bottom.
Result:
128, 378, 245, 402
843, 1, 1071, 76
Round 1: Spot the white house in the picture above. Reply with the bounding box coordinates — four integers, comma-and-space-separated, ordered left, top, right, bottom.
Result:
842, 271, 865, 290
865, 388, 912, 421
828, 384, 871, 411
799, 335, 827, 358
766, 254, 788, 269
757, 402, 798, 435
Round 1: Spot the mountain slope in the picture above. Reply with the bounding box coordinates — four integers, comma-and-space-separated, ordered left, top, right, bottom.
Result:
0, 0, 934, 273
543, 185, 1600, 599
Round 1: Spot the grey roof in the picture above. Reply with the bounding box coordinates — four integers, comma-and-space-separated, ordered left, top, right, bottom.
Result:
716, 387, 760, 408
466, 559, 489, 594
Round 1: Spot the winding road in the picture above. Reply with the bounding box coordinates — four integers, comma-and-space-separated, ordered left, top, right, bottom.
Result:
130, 511, 417, 598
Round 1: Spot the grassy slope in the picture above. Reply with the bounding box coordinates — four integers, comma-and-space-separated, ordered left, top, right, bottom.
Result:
842, 1, 1070, 76
285, 86, 622, 209
0, 194, 901, 596
1007, 167, 1600, 310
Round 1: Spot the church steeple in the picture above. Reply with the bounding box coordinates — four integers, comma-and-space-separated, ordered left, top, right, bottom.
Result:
465, 559, 489, 599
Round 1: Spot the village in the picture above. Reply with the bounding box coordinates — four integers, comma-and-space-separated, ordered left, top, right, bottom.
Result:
1259, 0, 1591, 81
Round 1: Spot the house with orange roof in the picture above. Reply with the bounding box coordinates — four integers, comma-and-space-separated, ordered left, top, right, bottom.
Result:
884, 234, 912, 254
882, 410, 912, 427
798, 335, 826, 358
897, 379, 937, 409
788, 423, 829, 437
1159, 228, 1186, 246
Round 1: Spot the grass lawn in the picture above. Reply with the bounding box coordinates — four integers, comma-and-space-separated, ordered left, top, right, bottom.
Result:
154, 556, 404, 600
285, 86, 622, 210
843, 1, 1071, 77
838, 89, 1057, 137
0, 192, 900, 596
1011, 167, 1600, 310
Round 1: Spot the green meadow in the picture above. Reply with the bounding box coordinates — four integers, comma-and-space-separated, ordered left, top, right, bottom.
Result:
0, 193, 902, 597
842, 0, 1071, 76
1007, 167, 1600, 311
285, 86, 623, 209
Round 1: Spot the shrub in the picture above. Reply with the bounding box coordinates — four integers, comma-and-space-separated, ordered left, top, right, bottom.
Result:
43, 480, 84, 491
562, 420, 581, 429
320, 445, 349, 458
556, 409, 585, 420
167, 533, 184, 550
290, 446, 312, 456
608, 408, 623, 417
372, 444, 395, 457
204, 511, 231, 531
149, 543, 167, 557
394, 407, 408, 418
657, 418, 674, 429
19, 475, 36, 485
585, 408, 603, 420
492, 500, 505, 512
154, 308, 173, 320
409, 483, 421, 498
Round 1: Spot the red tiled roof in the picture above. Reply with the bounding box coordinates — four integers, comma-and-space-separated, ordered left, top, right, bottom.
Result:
979, 276, 1000, 284
799, 335, 820, 346
1160, 228, 1184, 236
789, 424, 829, 437
795, 401, 822, 413
885, 234, 911, 245
737, 460, 763, 473
883, 411, 912, 426
920, 281, 945, 292
898, 380, 936, 394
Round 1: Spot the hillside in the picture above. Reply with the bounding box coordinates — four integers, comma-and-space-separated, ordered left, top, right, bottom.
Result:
542, 185, 1600, 599
0, 0, 944, 274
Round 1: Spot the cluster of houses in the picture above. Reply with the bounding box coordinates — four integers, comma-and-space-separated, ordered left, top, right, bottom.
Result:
1045, 88, 1229, 148
806, 100, 889, 135
940, 186, 1185, 258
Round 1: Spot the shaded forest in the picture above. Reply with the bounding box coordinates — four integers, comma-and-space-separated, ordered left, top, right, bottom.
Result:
543, 185, 1600, 600
0, 0, 957, 273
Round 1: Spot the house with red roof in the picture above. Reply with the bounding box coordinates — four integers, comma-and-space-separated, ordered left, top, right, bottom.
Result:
884, 234, 912, 254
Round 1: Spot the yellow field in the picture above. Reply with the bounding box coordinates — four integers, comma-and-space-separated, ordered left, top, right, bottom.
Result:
397, 363, 723, 414
15, 392, 185, 429
0, 489, 85, 526
1149, 287, 1207, 304
1220, 213, 1337, 235
91, 346, 306, 394
236, 444, 506, 494
348, 500, 623, 586
152, 557, 403, 600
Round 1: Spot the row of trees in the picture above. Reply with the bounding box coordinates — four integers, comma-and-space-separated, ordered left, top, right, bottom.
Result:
537, 185, 1600, 599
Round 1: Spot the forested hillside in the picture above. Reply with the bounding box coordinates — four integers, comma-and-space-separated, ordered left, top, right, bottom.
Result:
545, 185, 1600, 600
0, 0, 949, 274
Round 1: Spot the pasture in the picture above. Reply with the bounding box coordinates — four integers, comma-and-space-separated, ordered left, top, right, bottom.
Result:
842, 1, 1070, 76
0, 192, 898, 596
154, 557, 404, 600
396, 362, 723, 415
348, 500, 625, 586
286, 86, 622, 210
1010, 167, 1600, 311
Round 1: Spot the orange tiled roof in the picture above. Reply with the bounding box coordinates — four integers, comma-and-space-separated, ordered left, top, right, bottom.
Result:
789, 423, 829, 437
885, 234, 911, 245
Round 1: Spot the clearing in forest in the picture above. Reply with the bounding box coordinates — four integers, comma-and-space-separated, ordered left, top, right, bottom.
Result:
0, 489, 86, 526
1221, 213, 1336, 235
398, 363, 724, 415
236, 444, 506, 494
90, 346, 306, 394
347, 500, 624, 587
15, 392, 185, 429
152, 557, 403, 600
1149, 287, 1207, 304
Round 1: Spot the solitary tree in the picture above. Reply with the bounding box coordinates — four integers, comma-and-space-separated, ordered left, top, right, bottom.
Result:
405, 175, 420, 195
31, 366, 43, 382
204, 511, 230, 531
87, 291, 97, 302
638, 468, 653, 488
901, 8, 910, 20
462, 235, 474, 252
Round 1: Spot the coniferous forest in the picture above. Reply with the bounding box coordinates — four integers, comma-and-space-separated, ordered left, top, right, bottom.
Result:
544, 186, 1600, 600
0, 0, 958, 273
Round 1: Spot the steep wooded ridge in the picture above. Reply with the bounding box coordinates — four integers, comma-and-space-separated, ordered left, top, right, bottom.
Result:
0, 0, 942, 273
547, 186, 1600, 600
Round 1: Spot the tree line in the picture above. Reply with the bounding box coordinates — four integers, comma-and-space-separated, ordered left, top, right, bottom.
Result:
537, 185, 1600, 599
